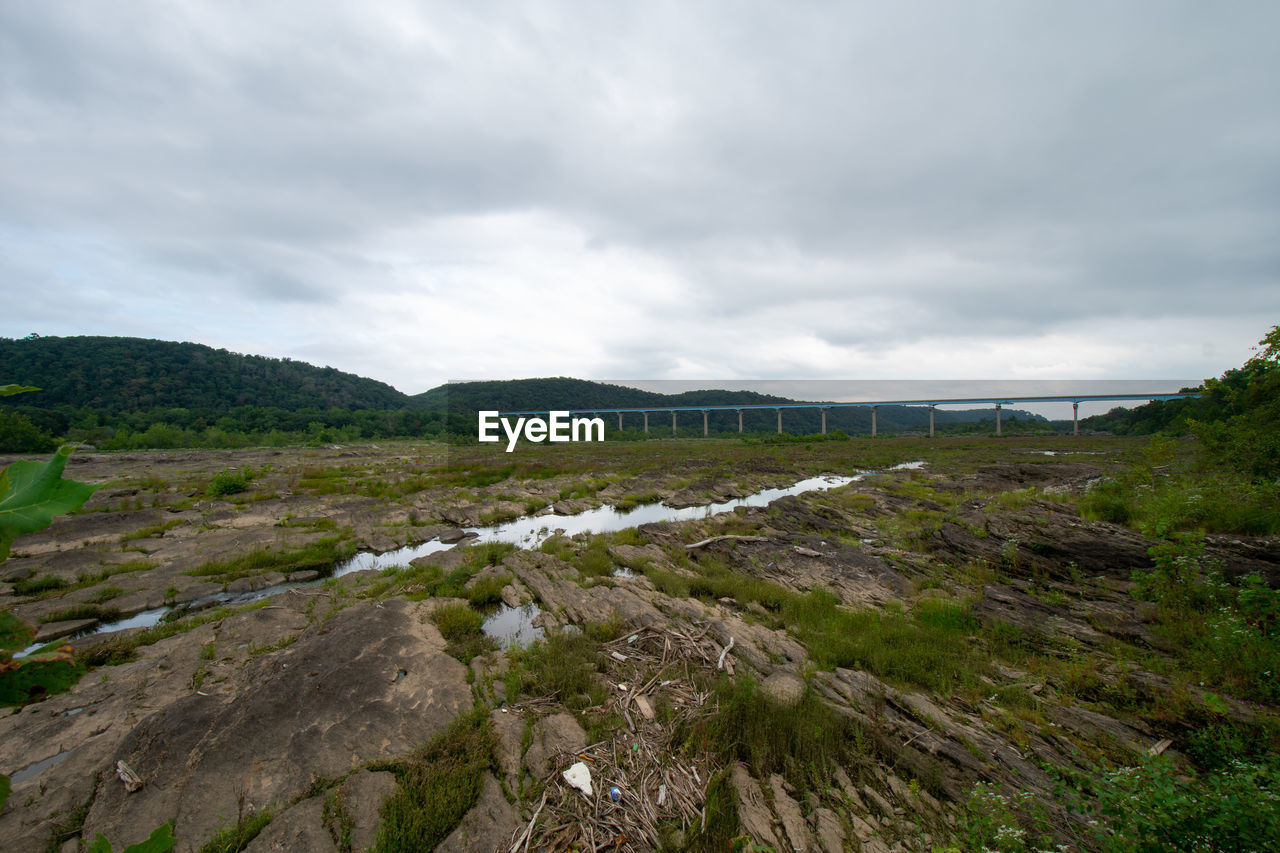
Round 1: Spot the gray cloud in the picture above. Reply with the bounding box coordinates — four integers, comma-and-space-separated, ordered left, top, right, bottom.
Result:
1, 1, 1277, 391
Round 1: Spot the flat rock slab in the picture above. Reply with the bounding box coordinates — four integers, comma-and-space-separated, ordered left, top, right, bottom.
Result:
242, 798, 336, 853
731, 765, 780, 849
35, 618, 99, 643
523, 712, 587, 781
80, 599, 471, 850
338, 769, 399, 853
437, 773, 521, 853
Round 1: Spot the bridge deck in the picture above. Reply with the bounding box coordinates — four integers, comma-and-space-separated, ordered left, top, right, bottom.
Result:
499, 393, 1197, 416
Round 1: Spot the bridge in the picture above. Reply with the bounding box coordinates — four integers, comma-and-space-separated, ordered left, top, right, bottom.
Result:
501, 393, 1199, 438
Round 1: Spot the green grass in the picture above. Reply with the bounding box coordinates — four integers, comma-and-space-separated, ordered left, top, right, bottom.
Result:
466, 574, 509, 606
12, 575, 69, 596
782, 591, 986, 694
373, 707, 495, 853
432, 603, 484, 640
1080, 469, 1280, 536
186, 535, 355, 581
574, 538, 614, 578
120, 519, 183, 542
461, 541, 517, 569
614, 490, 663, 511
39, 604, 121, 624
508, 626, 610, 711
86, 585, 125, 604
195, 806, 275, 853
430, 602, 495, 663
680, 675, 870, 797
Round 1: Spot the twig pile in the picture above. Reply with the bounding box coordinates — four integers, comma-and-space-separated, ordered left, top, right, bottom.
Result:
508, 623, 737, 852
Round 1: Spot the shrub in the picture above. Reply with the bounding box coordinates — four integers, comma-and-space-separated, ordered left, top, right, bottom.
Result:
209, 468, 251, 496
1089, 756, 1280, 853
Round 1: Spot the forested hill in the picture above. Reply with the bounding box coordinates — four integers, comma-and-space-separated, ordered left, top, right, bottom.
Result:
409, 378, 795, 413
0, 336, 410, 412
415, 378, 1045, 434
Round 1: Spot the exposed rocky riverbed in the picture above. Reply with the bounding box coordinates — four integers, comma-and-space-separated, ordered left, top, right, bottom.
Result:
1, 439, 1276, 851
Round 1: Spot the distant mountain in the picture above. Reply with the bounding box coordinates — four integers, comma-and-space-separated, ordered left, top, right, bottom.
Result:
0, 335, 410, 412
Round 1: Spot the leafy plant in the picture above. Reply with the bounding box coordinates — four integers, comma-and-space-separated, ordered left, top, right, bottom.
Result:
209, 467, 251, 496
0, 444, 97, 561
89, 823, 177, 853
1088, 756, 1280, 853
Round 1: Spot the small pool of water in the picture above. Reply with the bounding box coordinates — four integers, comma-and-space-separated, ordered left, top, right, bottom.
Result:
482, 603, 545, 647
10, 749, 72, 785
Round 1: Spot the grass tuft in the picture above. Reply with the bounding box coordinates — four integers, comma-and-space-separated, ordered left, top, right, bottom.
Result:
373, 707, 495, 853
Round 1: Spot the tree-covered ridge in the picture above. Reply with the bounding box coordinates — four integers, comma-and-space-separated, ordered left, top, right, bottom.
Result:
1080, 325, 1279, 475
0, 336, 410, 412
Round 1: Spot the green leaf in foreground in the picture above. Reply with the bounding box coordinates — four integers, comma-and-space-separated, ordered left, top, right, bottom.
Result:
0, 445, 98, 561
0, 384, 40, 397
0, 610, 36, 655
90, 822, 177, 853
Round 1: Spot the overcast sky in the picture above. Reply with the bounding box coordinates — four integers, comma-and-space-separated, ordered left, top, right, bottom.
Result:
2, 2, 1277, 395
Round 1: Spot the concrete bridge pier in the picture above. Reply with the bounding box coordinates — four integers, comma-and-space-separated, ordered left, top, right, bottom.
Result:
929, 405, 935, 438
672, 411, 677, 435
1073, 402, 1079, 436
643, 412, 649, 434
702, 410, 709, 436
617, 412, 623, 431
871, 406, 878, 437
776, 409, 782, 434
995, 404, 1002, 437
820, 408, 827, 435
737, 409, 743, 433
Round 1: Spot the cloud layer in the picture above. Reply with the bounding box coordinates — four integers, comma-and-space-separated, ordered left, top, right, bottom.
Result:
2, 2, 1277, 392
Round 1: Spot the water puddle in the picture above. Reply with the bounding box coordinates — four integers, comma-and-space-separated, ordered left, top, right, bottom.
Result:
482, 603, 545, 647
29, 463, 922, 651
10, 749, 72, 784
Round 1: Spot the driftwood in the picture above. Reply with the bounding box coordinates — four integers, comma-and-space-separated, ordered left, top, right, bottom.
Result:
684, 534, 769, 550
509, 622, 737, 852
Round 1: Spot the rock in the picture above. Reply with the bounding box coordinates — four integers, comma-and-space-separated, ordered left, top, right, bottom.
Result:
769, 773, 810, 852
242, 797, 336, 853
810, 807, 846, 853
80, 600, 472, 849
832, 766, 864, 809
863, 785, 895, 817
437, 528, 468, 544
35, 618, 99, 643
730, 766, 781, 848
289, 570, 321, 583
761, 672, 806, 706
490, 708, 525, 789
437, 773, 521, 853
338, 770, 399, 852
2, 564, 34, 581
851, 814, 877, 842
523, 712, 587, 780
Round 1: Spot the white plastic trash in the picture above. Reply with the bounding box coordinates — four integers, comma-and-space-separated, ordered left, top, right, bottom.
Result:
563, 761, 593, 797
